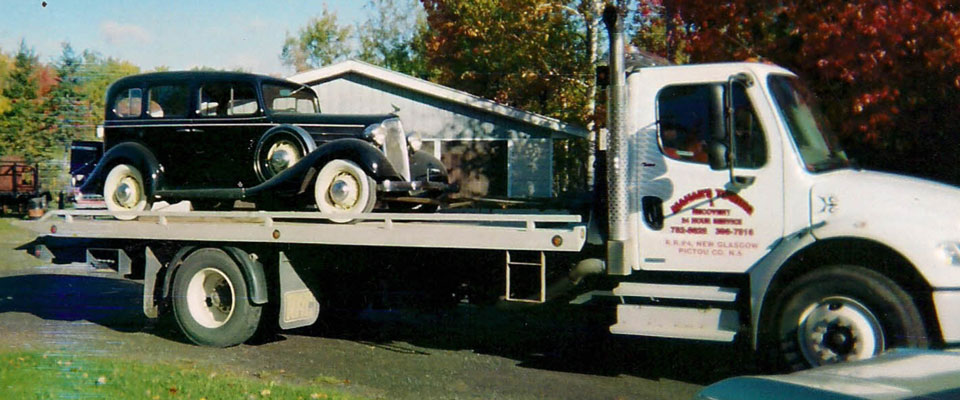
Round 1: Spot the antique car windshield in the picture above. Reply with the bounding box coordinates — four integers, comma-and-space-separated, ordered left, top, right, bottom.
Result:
262, 83, 320, 114
768, 74, 850, 172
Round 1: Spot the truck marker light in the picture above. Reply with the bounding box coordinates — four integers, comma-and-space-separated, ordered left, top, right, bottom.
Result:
552, 235, 563, 247
50, 225, 57, 234
272, 230, 281, 240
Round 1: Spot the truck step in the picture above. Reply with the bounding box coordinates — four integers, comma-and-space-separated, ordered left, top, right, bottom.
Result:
609, 304, 739, 342
612, 282, 738, 302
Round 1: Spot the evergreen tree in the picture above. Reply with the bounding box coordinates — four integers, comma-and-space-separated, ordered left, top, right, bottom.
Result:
0, 40, 44, 161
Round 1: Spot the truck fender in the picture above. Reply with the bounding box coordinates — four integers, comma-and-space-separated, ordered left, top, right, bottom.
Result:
78, 141, 163, 196
162, 246, 268, 306
746, 229, 817, 349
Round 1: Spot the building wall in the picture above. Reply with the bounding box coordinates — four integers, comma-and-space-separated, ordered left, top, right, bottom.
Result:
310, 74, 557, 198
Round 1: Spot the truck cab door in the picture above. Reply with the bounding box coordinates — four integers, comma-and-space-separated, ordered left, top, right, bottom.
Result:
631, 67, 784, 272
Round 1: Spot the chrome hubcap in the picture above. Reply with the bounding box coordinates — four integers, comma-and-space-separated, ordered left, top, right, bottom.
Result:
266, 140, 301, 175
328, 172, 360, 209
114, 177, 141, 209
797, 296, 883, 366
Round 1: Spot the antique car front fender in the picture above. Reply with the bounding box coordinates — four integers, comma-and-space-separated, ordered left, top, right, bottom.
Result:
245, 138, 402, 198
78, 141, 164, 197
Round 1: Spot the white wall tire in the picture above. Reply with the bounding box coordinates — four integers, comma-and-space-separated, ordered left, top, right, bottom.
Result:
103, 164, 149, 220
171, 248, 262, 347
314, 159, 376, 223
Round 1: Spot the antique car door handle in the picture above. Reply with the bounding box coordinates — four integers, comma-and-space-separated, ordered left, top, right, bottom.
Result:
176, 128, 204, 133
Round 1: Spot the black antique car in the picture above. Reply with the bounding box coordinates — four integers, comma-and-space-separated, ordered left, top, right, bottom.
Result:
78, 71, 451, 221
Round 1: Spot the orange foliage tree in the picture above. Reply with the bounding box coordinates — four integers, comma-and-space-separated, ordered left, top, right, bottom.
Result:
635, 0, 960, 182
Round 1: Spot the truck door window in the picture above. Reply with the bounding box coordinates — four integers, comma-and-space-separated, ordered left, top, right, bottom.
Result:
657, 83, 767, 168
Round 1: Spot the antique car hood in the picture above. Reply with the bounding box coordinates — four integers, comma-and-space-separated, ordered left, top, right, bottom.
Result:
269, 113, 395, 127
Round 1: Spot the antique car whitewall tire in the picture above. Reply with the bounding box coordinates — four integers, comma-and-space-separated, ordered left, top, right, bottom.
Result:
764, 265, 928, 371
103, 163, 150, 220
314, 159, 376, 223
171, 248, 263, 347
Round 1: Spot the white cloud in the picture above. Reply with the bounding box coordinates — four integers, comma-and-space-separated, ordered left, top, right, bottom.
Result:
100, 20, 151, 45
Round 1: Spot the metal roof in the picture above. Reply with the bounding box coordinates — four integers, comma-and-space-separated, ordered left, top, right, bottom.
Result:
288, 60, 589, 139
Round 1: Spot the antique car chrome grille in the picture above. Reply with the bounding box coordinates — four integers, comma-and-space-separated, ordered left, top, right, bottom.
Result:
382, 119, 411, 181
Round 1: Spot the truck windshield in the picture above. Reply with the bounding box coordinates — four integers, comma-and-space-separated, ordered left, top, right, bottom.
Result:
768, 75, 849, 172
262, 83, 320, 114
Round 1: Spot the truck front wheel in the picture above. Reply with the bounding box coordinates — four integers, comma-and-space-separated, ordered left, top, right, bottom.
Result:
172, 248, 263, 347
763, 265, 928, 371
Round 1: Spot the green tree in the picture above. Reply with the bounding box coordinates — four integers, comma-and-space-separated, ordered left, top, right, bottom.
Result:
280, 5, 353, 72
421, 0, 594, 192
0, 41, 46, 161
75, 51, 140, 130
44, 43, 88, 144
356, 0, 432, 78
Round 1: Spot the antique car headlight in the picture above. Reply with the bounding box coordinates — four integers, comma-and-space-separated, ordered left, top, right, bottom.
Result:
364, 123, 387, 146
936, 241, 960, 266
407, 131, 423, 152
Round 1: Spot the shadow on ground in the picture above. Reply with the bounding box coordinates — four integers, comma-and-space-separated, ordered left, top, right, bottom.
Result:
0, 273, 751, 386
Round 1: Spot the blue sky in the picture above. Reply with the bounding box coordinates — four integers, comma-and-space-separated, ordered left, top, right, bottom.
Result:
0, 0, 368, 76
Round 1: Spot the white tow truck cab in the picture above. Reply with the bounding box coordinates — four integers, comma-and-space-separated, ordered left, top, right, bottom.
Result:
596, 4, 959, 370
27, 5, 959, 371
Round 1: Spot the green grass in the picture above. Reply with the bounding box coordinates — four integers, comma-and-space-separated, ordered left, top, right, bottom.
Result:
0, 217, 45, 273
0, 351, 362, 400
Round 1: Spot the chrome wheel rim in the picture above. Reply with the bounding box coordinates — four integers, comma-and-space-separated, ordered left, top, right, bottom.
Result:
265, 139, 301, 175
186, 267, 236, 329
796, 296, 884, 366
114, 176, 141, 209
327, 172, 360, 209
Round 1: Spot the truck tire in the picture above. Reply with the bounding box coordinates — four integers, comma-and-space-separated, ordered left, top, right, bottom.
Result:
172, 248, 263, 347
104, 164, 150, 220
762, 265, 928, 371
314, 159, 376, 223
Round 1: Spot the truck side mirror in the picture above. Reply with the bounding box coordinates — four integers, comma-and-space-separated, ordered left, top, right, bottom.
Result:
708, 141, 728, 170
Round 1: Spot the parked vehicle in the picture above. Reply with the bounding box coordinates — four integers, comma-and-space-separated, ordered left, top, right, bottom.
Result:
697, 349, 960, 399
27, 6, 960, 371
0, 158, 49, 216
77, 71, 452, 221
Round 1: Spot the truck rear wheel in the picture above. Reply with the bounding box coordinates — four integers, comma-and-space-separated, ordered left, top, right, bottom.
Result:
172, 248, 262, 347
763, 265, 928, 371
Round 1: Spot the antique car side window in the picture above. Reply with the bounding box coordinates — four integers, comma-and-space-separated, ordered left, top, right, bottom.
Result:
656, 83, 767, 168
112, 88, 142, 118
146, 84, 189, 118
262, 83, 320, 114
198, 82, 258, 117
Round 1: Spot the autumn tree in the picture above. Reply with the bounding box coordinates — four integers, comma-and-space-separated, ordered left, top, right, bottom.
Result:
0, 41, 46, 161
280, 5, 353, 72
635, 0, 960, 183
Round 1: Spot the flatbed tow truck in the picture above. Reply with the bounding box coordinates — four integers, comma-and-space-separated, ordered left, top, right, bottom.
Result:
24, 5, 960, 370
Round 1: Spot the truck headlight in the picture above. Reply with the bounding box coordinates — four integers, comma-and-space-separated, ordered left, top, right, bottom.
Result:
936, 242, 960, 266
407, 131, 423, 152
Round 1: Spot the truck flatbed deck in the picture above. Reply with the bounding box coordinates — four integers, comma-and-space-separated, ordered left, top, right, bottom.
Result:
34, 209, 587, 252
